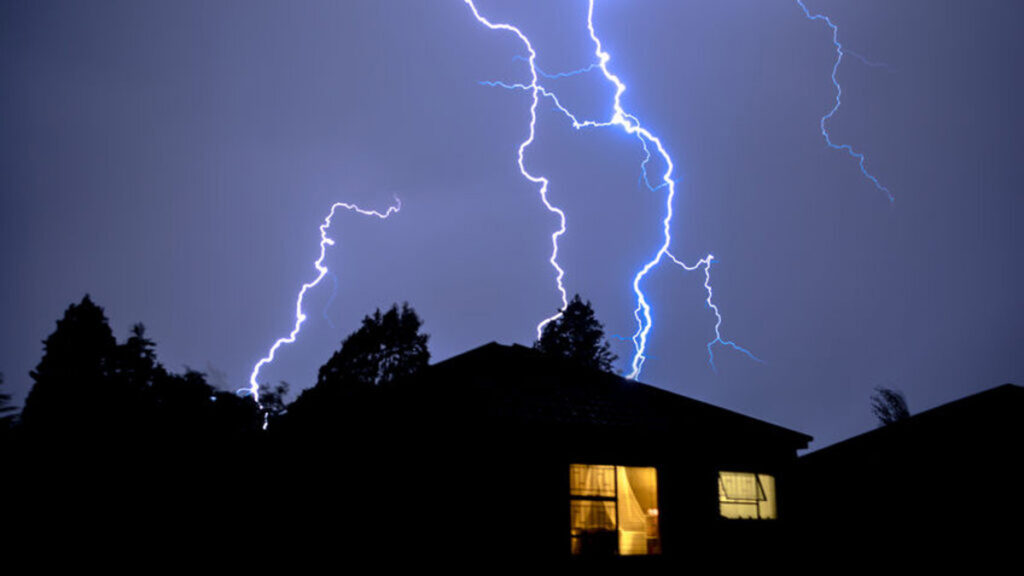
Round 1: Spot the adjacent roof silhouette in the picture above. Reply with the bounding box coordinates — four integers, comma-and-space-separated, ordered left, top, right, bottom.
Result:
801, 382, 1022, 463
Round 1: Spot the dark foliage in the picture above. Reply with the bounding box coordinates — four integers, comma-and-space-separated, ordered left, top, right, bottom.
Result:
21, 295, 122, 433
280, 303, 428, 437
259, 381, 289, 419
0, 372, 16, 434
5, 296, 273, 559
118, 322, 166, 388
870, 386, 911, 426
18, 295, 263, 442
534, 294, 617, 372
316, 302, 429, 390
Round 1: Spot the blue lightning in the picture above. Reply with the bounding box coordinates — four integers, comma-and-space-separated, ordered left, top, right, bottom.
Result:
796, 0, 894, 202
512, 55, 598, 80
464, 0, 570, 338
843, 48, 892, 71
469, 0, 758, 379
664, 253, 761, 372
246, 197, 400, 426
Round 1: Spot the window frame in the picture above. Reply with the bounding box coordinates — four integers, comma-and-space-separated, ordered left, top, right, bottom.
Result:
717, 470, 778, 520
569, 463, 661, 556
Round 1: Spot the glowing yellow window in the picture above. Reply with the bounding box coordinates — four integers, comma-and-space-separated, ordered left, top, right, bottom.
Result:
569, 464, 661, 556
718, 471, 777, 519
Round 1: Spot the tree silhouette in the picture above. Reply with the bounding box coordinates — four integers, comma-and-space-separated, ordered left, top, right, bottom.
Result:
534, 294, 617, 372
316, 303, 430, 390
20, 295, 265, 442
21, 295, 120, 433
117, 323, 166, 389
280, 304, 428, 435
148, 367, 263, 441
259, 381, 289, 423
870, 386, 910, 426
0, 372, 17, 433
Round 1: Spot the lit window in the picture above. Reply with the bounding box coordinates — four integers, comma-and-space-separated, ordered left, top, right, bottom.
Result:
718, 471, 777, 519
569, 464, 661, 555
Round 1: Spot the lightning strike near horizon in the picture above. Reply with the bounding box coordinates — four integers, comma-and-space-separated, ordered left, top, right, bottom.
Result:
246, 197, 400, 425
469, 0, 757, 380
796, 0, 894, 203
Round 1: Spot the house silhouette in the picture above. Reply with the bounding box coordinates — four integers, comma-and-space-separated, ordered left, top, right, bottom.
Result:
279, 342, 811, 561
794, 383, 1023, 564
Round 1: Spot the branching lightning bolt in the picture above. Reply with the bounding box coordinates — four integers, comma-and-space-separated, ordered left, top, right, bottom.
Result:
236, 1, 894, 426
468, 0, 759, 379
843, 48, 892, 71
796, 0, 894, 203
664, 253, 760, 373
512, 55, 598, 80
464, 0, 569, 339
587, 0, 763, 378
246, 197, 400, 426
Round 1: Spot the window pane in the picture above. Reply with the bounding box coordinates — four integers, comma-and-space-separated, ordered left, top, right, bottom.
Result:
570, 500, 616, 532
617, 466, 660, 555
719, 471, 777, 520
570, 464, 615, 498
757, 473, 777, 519
720, 471, 762, 501
570, 500, 617, 556
569, 464, 661, 555
720, 501, 759, 519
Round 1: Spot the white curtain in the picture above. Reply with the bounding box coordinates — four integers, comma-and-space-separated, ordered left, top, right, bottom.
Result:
617, 466, 658, 555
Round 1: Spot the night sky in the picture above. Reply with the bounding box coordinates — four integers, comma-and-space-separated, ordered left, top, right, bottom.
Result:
2, 0, 1021, 450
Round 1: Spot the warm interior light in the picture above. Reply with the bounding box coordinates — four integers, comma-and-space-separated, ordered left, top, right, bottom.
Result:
569, 464, 661, 555
718, 471, 777, 520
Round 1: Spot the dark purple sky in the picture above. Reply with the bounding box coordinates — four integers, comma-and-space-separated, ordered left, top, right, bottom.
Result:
2, 0, 1021, 450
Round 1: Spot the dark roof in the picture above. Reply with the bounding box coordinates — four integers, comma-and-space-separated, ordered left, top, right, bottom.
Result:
391, 342, 811, 451
801, 382, 1022, 463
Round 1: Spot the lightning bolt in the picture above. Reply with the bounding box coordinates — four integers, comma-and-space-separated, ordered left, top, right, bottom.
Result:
796, 0, 894, 202
464, 0, 569, 339
512, 55, 598, 80
664, 253, 760, 373
468, 1, 758, 379
843, 48, 891, 71
246, 197, 400, 427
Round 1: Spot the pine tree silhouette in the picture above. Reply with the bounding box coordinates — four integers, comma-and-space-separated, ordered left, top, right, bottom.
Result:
534, 294, 617, 372
317, 302, 430, 390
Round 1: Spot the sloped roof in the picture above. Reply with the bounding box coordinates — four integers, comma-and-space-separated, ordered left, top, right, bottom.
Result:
801, 382, 1022, 464
390, 342, 811, 451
